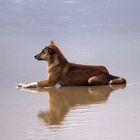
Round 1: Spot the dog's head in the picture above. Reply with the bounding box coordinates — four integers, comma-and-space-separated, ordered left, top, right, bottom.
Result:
35, 41, 57, 61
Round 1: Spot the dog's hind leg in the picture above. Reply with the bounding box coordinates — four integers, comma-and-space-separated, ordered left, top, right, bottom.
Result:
110, 77, 126, 85
109, 74, 126, 85
88, 74, 110, 86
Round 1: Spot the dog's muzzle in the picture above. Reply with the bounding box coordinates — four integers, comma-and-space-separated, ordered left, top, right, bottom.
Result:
34, 55, 43, 60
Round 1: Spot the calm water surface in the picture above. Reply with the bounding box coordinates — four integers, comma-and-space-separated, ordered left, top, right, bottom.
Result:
0, 0, 140, 140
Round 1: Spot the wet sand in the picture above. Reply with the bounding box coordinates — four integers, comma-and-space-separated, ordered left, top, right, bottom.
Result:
0, 0, 140, 140
1, 84, 140, 140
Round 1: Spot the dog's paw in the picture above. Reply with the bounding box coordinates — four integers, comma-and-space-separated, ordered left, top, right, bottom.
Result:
55, 83, 62, 88
17, 83, 26, 88
17, 82, 38, 88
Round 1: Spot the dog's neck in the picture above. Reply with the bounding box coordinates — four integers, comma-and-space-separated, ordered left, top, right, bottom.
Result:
47, 51, 68, 72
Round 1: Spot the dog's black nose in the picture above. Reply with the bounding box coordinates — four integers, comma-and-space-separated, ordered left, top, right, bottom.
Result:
34, 55, 37, 59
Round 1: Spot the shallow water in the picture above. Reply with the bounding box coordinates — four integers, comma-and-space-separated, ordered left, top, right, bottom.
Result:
0, 0, 140, 140
1, 85, 140, 140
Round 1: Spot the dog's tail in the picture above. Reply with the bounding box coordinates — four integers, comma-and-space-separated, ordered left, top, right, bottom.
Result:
109, 74, 127, 85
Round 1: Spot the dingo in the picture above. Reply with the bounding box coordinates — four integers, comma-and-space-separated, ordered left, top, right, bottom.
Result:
18, 41, 126, 88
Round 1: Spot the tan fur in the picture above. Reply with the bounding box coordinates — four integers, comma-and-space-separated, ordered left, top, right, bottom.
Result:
33, 41, 126, 87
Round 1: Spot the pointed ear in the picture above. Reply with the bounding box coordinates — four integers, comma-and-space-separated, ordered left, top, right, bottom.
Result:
50, 40, 56, 47
48, 47, 55, 54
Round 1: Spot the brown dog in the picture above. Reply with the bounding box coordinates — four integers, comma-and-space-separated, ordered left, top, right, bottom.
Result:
18, 41, 126, 88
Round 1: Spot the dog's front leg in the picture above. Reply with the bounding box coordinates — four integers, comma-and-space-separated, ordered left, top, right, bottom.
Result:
18, 80, 57, 88
37, 74, 61, 87
18, 74, 60, 88
18, 80, 51, 88
37, 80, 51, 87
18, 82, 38, 88
37, 80, 57, 87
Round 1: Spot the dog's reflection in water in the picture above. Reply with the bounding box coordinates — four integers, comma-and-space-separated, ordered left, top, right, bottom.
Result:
23, 85, 126, 125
